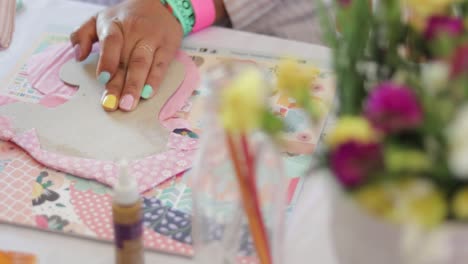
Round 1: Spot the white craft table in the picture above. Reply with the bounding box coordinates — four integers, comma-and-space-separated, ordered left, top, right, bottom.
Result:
0, 0, 339, 263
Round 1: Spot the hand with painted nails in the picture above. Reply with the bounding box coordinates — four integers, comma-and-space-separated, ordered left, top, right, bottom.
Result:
70, 0, 183, 112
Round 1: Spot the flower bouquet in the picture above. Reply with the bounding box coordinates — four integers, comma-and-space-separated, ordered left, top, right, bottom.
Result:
279, 0, 468, 263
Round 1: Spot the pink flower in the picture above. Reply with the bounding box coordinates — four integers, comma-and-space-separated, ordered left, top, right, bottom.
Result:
364, 82, 423, 134
451, 44, 468, 78
424, 16, 464, 40
296, 132, 312, 142
330, 141, 383, 188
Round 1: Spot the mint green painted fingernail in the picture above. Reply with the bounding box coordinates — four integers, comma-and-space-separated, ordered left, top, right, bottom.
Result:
141, 84, 153, 99
98, 71, 111, 84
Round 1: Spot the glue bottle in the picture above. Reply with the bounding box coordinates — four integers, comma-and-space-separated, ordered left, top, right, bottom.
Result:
112, 160, 144, 264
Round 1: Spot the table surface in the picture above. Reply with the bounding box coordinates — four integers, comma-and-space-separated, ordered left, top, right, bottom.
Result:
0, 1, 339, 263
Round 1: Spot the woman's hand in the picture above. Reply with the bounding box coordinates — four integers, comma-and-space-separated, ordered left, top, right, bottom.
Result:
70, 0, 183, 112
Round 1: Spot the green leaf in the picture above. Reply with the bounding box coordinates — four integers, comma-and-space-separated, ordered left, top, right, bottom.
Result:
261, 110, 284, 135
384, 146, 431, 173
157, 184, 192, 213
42, 180, 53, 189
317, 0, 338, 49
55, 203, 66, 208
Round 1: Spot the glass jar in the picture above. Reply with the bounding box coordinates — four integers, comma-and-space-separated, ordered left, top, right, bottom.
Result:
191, 63, 288, 264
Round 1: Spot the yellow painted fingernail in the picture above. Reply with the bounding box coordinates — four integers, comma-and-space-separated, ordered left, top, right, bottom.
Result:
102, 94, 117, 110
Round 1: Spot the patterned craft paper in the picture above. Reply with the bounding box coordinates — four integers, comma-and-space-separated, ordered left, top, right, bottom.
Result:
178, 47, 336, 155
0, 34, 71, 103
0, 33, 335, 261
0, 138, 302, 263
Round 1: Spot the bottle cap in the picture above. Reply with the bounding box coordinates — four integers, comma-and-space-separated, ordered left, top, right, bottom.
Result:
113, 159, 139, 205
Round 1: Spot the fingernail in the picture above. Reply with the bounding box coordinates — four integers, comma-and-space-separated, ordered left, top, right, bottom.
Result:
119, 94, 134, 111
73, 44, 81, 61
141, 84, 153, 99
98, 71, 111, 85
102, 94, 117, 110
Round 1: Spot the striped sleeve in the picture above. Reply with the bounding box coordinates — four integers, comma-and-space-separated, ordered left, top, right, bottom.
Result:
223, 0, 280, 29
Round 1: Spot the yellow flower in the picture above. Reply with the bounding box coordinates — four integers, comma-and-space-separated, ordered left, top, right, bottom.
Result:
220, 69, 267, 133
276, 59, 320, 103
452, 187, 468, 220
326, 116, 378, 149
354, 183, 394, 218
390, 179, 447, 229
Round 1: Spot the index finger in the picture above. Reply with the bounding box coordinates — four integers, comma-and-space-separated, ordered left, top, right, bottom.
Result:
96, 21, 124, 85
70, 16, 98, 62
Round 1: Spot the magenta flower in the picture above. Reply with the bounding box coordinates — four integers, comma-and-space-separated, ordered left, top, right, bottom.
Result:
364, 82, 423, 134
424, 16, 464, 40
451, 44, 468, 78
330, 141, 383, 188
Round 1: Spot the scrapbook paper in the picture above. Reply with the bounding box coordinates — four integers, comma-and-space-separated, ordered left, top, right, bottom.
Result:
0, 34, 70, 103
0, 140, 194, 257
0, 139, 269, 263
26, 43, 86, 95
175, 46, 336, 155
0, 119, 196, 192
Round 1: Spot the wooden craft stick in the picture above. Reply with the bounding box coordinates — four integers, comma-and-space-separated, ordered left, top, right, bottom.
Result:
226, 133, 272, 264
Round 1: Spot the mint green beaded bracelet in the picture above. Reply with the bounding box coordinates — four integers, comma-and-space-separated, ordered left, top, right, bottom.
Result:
163, 0, 195, 36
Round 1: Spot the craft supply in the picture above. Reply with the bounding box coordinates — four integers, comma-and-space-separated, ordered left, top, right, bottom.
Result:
0, 250, 37, 264
226, 134, 272, 264
0, 0, 16, 50
191, 0, 216, 32
112, 160, 144, 264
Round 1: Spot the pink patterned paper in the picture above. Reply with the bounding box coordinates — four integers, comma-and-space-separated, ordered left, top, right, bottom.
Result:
158, 50, 199, 130
70, 186, 194, 256
0, 143, 37, 226
0, 140, 195, 257
26, 43, 84, 95
0, 96, 16, 105
0, 115, 198, 193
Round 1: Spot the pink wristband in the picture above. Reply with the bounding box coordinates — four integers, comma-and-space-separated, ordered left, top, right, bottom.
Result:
191, 0, 216, 32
